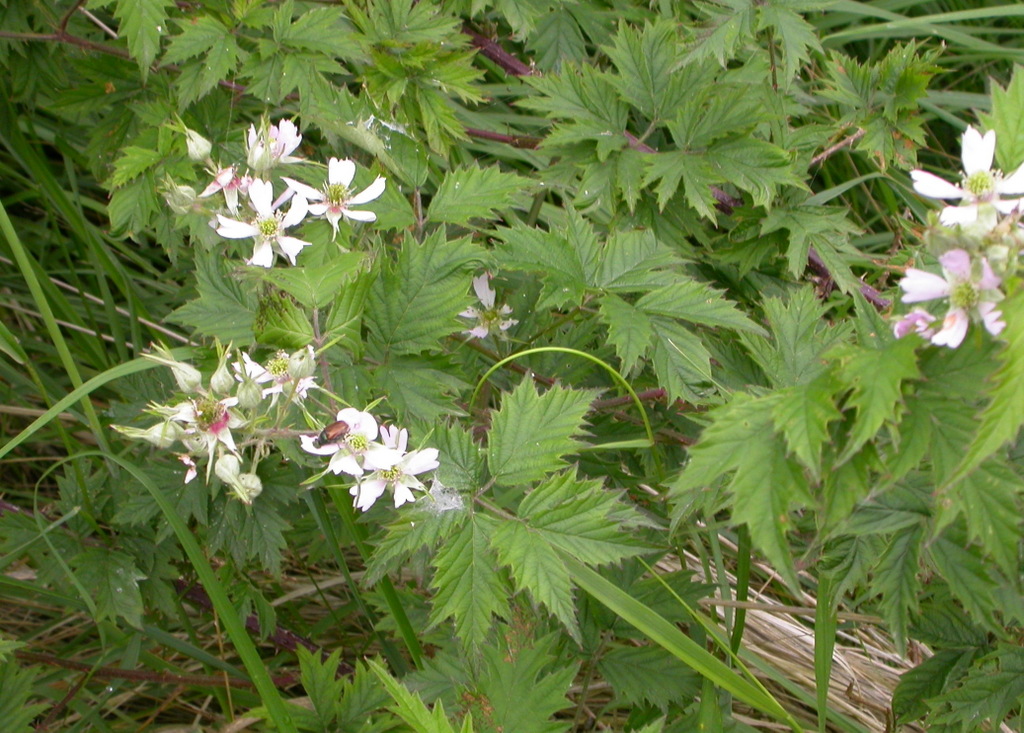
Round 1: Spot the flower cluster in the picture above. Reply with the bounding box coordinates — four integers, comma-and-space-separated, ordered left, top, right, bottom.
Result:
300, 407, 440, 512
894, 126, 1023, 348
172, 119, 386, 267
113, 344, 319, 503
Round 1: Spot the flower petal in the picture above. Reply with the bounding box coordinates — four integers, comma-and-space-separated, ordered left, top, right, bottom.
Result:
938, 204, 980, 227
911, 170, 964, 200
931, 308, 970, 348
961, 126, 995, 176
978, 258, 1002, 290
216, 215, 259, 239
328, 158, 356, 187
472, 274, 496, 308
938, 249, 972, 279
899, 268, 950, 303
978, 301, 1006, 336
281, 195, 309, 229
353, 479, 387, 511
280, 176, 323, 203
299, 433, 340, 455
341, 208, 376, 222
248, 179, 275, 217
247, 240, 275, 268
348, 176, 386, 205
276, 236, 311, 265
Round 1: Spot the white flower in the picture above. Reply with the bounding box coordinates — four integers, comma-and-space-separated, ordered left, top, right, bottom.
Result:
299, 407, 402, 477
458, 274, 517, 339
281, 158, 385, 239
910, 126, 1024, 226
353, 426, 440, 511
234, 350, 316, 402
898, 248, 1005, 348
247, 119, 303, 173
216, 179, 311, 267
199, 166, 251, 214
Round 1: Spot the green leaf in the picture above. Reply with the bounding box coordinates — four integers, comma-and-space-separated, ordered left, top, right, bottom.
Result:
599, 294, 653, 374
375, 356, 469, 422
769, 376, 841, 481
254, 288, 315, 350
927, 533, 1000, 630
258, 254, 367, 310
169, 251, 256, 342
115, 0, 173, 79
943, 460, 1022, 576
594, 229, 685, 292
893, 649, 977, 725
426, 165, 530, 226
836, 337, 920, 463
365, 230, 481, 356
642, 149, 719, 219
476, 633, 576, 733
430, 514, 509, 648
981, 65, 1024, 171
757, 4, 821, 85
636, 279, 766, 334
490, 521, 578, 640
599, 645, 701, 709
740, 288, 848, 387
164, 16, 244, 106
109, 146, 163, 188
296, 647, 347, 728
494, 224, 588, 310
0, 662, 47, 733
951, 288, 1024, 485
518, 470, 650, 565
760, 206, 864, 295
365, 500, 467, 586
927, 647, 1024, 729
603, 20, 685, 120
874, 524, 923, 654
672, 393, 810, 588
685, 0, 756, 68
71, 548, 147, 628
708, 135, 802, 209
649, 318, 712, 403
487, 379, 596, 486
367, 658, 458, 733
526, 7, 586, 71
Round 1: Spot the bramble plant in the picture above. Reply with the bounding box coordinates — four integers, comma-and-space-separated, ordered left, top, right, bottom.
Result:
4, 1, 1024, 732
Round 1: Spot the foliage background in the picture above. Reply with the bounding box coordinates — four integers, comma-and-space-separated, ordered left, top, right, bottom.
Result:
2, 0, 1024, 731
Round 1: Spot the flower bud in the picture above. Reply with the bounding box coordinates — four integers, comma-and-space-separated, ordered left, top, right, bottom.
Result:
185, 129, 213, 162
233, 473, 263, 504
236, 377, 264, 409
112, 420, 184, 449
215, 453, 241, 485
210, 355, 235, 396
163, 183, 197, 215
145, 345, 203, 393
288, 345, 316, 380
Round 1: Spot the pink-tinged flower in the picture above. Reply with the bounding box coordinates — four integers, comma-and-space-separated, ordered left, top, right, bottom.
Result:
247, 119, 303, 173
199, 166, 252, 214
179, 454, 198, 484
216, 179, 311, 267
299, 407, 402, 477
893, 308, 937, 340
352, 425, 440, 511
910, 126, 1024, 226
458, 274, 517, 339
281, 158, 385, 239
898, 248, 1005, 348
